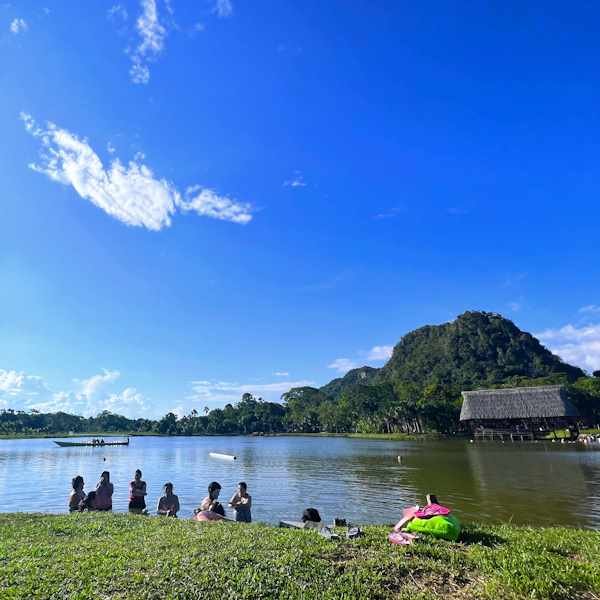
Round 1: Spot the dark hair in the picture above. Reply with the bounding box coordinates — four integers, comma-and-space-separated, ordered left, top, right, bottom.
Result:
301, 508, 321, 523
101, 471, 110, 481
164, 482, 173, 493
135, 469, 142, 477
238, 481, 247, 490
72, 475, 84, 490
81, 490, 96, 511
208, 481, 222, 493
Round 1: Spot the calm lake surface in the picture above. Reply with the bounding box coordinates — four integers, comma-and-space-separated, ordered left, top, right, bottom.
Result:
1, 436, 599, 528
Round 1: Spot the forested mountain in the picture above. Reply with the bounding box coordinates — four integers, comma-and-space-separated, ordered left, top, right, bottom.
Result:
378, 311, 584, 390
2, 312, 597, 437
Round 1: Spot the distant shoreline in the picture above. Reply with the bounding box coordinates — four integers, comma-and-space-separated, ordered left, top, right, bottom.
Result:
0, 431, 439, 442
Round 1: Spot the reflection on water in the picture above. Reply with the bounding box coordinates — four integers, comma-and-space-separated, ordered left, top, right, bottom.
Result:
0, 436, 599, 527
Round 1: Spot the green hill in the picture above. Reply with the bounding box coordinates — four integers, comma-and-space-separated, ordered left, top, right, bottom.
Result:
378, 310, 584, 391
319, 311, 584, 401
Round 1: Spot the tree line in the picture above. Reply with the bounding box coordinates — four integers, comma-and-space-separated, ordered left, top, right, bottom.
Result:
2, 375, 600, 437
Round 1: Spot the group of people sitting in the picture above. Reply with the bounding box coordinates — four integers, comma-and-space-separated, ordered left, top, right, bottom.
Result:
68, 470, 252, 522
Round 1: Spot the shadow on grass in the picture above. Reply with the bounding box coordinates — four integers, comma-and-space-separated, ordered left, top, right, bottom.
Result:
459, 529, 506, 547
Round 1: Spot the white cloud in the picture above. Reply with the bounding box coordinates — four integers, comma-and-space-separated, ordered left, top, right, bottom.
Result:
0, 370, 49, 407
536, 323, 600, 372
21, 113, 253, 230
77, 369, 120, 400
0, 367, 149, 418
367, 345, 393, 361
214, 0, 233, 18
508, 301, 521, 313
579, 305, 600, 314
273, 371, 289, 377
327, 358, 359, 374
181, 186, 252, 225
104, 387, 147, 417
283, 173, 307, 188
187, 379, 315, 408
328, 343, 393, 375
107, 4, 128, 21
130, 0, 166, 84
373, 207, 405, 220
9, 17, 28, 34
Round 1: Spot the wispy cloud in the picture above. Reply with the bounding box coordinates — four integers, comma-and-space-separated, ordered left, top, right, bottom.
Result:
214, 0, 233, 18
107, 4, 128, 21
9, 17, 28, 34
273, 371, 289, 377
536, 323, 600, 372
367, 345, 393, 361
21, 113, 253, 230
373, 206, 405, 220
507, 301, 522, 313
327, 358, 359, 374
182, 186, 252, 225
579, 305, 600, 314
328, 344, 393, 375
283, 172, 307, 188
130, 0, 166, 84
187, 378, 315, 408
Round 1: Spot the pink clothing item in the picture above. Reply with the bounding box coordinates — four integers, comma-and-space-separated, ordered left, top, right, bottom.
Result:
388, 532, 419, 545
414, 504, 450, 519
393, 505, 419, 532
193, 511, 224, 522
94, 482, 114, 510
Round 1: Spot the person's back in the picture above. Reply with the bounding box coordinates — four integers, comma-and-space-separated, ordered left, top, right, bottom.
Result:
68, 476, 85, 512
95, 471, 113, 511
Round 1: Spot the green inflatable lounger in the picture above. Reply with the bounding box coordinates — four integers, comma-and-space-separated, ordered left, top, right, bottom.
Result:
406, 514, 461, 541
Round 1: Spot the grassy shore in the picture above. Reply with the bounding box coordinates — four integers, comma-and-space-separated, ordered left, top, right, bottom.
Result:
1, 514, 599, 599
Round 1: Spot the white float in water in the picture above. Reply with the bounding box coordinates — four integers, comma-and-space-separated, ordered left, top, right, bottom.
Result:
209, 452, 237, 461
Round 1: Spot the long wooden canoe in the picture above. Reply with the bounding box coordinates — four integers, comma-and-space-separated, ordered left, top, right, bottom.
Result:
53, 438, 129, 447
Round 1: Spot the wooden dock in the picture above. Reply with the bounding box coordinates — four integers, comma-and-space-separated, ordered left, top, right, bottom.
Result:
473, 429, 535, 442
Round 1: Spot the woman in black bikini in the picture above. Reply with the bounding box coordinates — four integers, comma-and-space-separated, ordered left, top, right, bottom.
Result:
128, 469, 147, 514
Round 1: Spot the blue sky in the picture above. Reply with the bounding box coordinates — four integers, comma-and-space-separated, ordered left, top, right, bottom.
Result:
1, 1, 600, 417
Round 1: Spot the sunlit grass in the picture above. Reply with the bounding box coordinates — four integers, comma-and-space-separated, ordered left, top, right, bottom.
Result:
1, 514, 599, 599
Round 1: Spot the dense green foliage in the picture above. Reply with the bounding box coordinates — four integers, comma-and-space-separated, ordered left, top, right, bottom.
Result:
1, 513, 599, 599
2, 312, 599, 437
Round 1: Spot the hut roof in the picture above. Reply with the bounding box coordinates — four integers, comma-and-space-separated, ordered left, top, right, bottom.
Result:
459, 385, 579, 421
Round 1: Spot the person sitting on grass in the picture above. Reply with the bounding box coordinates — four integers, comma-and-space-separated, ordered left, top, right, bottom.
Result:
68, 475, 86, 512
229, 481, 252, 523
301, 508, 322, 529
128, 469, 147, 514
157, 482, 180, 517
94, 471, 113, 511
194, 481, 225, 517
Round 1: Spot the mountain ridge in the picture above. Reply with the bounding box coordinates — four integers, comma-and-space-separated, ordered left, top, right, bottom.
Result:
318, 311, 585, 400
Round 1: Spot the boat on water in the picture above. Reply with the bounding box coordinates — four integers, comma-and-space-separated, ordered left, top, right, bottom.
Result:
53, 438, 129, 447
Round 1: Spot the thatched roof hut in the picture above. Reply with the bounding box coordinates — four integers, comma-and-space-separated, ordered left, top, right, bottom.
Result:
460, 385, 579, 422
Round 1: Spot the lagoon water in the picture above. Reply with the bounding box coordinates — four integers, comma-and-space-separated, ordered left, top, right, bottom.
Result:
1, 436, 599, 528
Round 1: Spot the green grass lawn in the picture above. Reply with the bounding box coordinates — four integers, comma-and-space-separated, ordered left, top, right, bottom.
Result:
1, 514, 599, 599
